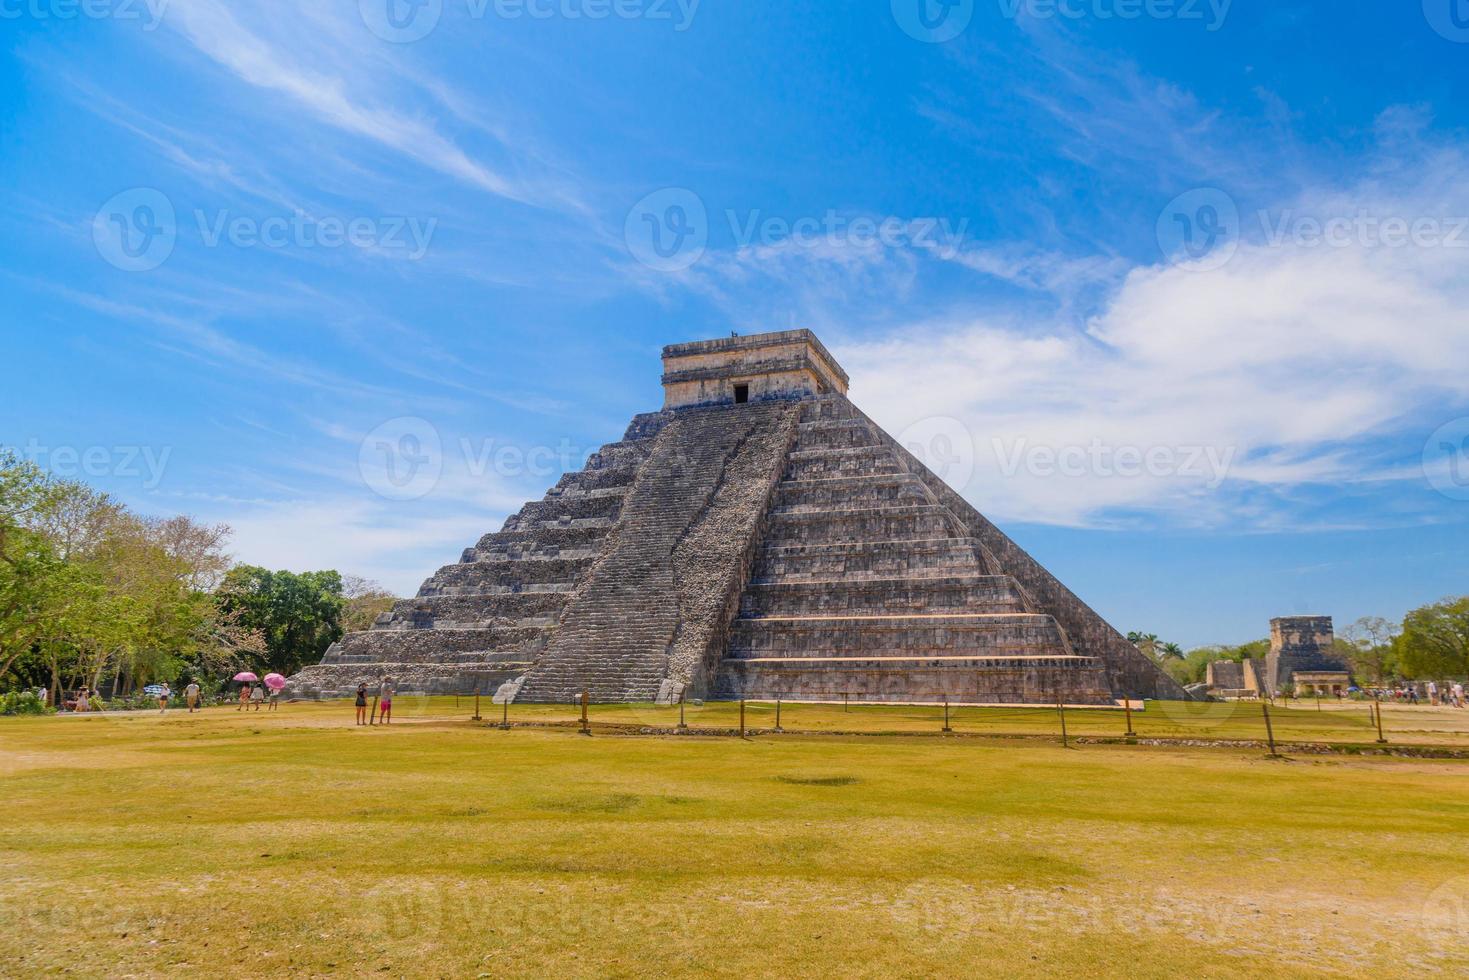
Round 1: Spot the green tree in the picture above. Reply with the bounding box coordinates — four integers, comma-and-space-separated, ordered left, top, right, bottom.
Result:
1396, 596, 1469, 679
217, 566, 346, 674
1339, 616, 1399, 684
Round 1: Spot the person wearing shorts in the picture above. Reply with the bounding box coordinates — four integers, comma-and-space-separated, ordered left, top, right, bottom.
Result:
249, 684, 265, 711
355, 683, 368, 726
157, 683, 171, 714
379, 678, 395, 725
238, 685, 250, 711
185, 681, 200, 713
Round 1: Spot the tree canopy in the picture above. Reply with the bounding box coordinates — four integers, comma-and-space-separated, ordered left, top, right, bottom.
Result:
0, 450, 396, 696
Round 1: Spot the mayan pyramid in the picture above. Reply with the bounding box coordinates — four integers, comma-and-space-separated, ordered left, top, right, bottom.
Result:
288, 329, 1186, 704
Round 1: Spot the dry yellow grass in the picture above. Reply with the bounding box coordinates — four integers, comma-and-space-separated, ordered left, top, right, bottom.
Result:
2, 702, 1467, 978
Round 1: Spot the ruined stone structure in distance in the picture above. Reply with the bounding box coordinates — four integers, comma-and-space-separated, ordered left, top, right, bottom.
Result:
289, 330, 1187, 704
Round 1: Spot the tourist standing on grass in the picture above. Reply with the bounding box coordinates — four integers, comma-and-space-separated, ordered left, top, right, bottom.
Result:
75, 688, 89, 713
355, 683, 368, 726
1453, 682, 1465, 709
157, 683, 171, 714
185, 681, 200, 713
379, 678, 395, 725
250, 683, 266, 711
238, 684, 251, 711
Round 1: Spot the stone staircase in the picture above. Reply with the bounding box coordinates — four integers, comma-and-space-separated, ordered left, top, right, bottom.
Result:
515, 401, 798, 703
284, 421, 661, 699
713, 397, 1115, 705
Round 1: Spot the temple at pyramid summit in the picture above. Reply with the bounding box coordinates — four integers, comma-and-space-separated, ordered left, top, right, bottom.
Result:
288, 329, 1187, 704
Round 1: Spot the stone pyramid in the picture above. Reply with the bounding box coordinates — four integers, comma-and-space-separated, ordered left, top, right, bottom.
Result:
288, 330, 1186, 704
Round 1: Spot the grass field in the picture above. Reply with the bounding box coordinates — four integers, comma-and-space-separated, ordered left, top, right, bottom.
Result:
3, 702, 1468, 978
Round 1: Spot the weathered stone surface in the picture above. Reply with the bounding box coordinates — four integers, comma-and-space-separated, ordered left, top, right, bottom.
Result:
288, 329, 1185, 704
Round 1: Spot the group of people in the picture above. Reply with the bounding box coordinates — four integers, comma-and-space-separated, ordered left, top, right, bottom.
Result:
236, 682, 280, 712
1426, 680, 1466, 708
354, 678, 395, 725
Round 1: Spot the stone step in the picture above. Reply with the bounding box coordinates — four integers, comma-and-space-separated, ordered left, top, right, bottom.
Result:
764, 504, 966, 545
476, 522, 613, 553
753, 537, 990, 582
335, 625, 552, 662
727, 613, 1076, 658
712, 657, 1113, 705
503, 491, 625, 529
773, 472, 934, 512
793, 417, 881, 451
785, 445, 906, 480
387, 591, 571, 627
798, 398, 861, 423
739, 574, 1030, 617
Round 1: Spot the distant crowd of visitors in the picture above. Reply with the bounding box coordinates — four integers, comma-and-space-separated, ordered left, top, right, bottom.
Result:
46, 677, 405, 721
1362, 681, 1465, 706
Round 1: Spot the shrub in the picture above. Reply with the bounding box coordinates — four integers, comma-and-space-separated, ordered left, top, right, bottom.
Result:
0, 690, 54, 716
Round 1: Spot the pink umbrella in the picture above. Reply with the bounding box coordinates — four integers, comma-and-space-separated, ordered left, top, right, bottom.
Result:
263, 673, 287, 691
233, 671, 259, 683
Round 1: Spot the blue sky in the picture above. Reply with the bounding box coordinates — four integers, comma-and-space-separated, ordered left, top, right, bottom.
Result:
3, 0, 1469, 647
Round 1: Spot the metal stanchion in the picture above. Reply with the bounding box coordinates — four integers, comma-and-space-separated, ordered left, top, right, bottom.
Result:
1261, 699, 1279, 757
1374, 698, 1387, 744
739, 698, 746, 739
774, 697, 783, 732
472, 689, 481, 722
1124, 697, 1135, 737
580, 690, 590, 736
1056, 693, 1069, 748
677, 693, 687, 731
499, 697, 510, 730
942, 695, 952, 733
